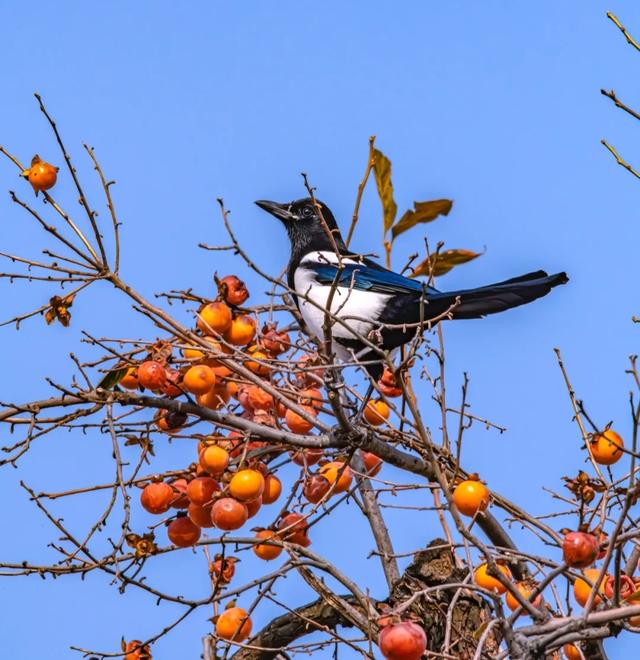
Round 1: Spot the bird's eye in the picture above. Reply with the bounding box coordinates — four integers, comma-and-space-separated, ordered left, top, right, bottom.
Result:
302, 206, 313, 217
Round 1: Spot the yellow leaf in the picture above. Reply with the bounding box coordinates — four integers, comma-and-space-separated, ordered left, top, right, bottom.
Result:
473, 621, 489, 641
411, 249, 482, 278
373, 149, 397, 234
391, 199, 453, 240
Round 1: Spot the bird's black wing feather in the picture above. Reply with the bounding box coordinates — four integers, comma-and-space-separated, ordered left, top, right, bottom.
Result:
432, 271, 569, 319
306, 260, 438, 296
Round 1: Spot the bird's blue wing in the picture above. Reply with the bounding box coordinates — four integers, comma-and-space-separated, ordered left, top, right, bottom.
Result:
305, 260, 437, 296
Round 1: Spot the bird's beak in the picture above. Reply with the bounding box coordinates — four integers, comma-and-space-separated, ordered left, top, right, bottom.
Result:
255, 200, 294, 222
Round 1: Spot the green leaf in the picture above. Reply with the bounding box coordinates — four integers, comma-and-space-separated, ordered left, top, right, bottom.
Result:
97, 366, 129, 390
411, 249, 482, 278
373, 149, 397, 234
391, 199, 453, 240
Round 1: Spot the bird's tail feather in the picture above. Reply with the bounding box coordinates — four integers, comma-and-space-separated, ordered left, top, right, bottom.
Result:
432, 271, 568, 320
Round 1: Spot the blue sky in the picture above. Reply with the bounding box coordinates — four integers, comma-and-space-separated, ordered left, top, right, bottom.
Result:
1, 1, 640, 657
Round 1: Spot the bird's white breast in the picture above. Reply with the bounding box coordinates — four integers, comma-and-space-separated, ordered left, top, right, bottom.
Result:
294, 251, 390, 359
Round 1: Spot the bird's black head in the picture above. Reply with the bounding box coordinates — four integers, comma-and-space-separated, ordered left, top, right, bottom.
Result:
255, 198, 346, 257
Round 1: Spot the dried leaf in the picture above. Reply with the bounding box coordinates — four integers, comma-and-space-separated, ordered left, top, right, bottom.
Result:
44, 294, 75, 327
97, 366, 129, 390
125, 532, 158, 558
125, 533, 140, 547
124, 434, 155, 458
134, 537, 158, 558
616, 483, 640, 505
411, 249, 482, 278
391, 199, 453, 240
373, 149, 397, 234
562, 471, 606, 504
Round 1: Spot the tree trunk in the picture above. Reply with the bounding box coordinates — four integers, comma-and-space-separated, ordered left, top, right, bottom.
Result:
231, 538, 498, 659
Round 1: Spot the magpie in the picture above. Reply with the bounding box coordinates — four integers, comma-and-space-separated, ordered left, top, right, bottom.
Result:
256, 198, 567, 379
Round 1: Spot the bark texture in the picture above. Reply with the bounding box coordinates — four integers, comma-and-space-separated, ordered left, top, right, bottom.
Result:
231, 538, 498, 659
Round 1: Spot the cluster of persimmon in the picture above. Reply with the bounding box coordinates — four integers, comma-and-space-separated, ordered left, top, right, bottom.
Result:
112, 271, 626, 657
474, 562, 544, 615
564, 528, 640, 617
114, 275, 395, 646
472, 523, 638, 658
118, 274, 395, 435
139, 440, 383, 554
126, 276, 387, 546
463, 429, 633, 660
454, 479, 548, 624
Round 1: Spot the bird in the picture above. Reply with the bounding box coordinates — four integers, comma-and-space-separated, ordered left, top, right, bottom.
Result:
255, 198, 568, 379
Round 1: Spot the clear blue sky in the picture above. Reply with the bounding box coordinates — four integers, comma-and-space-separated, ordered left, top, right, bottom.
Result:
1, 1, 639, 657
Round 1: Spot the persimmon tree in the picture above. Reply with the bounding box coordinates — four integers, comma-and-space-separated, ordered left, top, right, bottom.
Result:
2, 16, 640, 660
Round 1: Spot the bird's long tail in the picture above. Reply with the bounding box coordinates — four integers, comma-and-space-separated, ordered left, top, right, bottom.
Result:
430, 270, 568, 319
